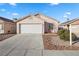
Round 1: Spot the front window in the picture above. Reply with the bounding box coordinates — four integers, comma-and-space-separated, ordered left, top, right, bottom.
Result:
48, 23, 53, 30
0, 24, 4, 30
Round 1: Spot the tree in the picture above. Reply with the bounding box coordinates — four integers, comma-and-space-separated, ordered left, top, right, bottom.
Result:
13, 18, 18, 20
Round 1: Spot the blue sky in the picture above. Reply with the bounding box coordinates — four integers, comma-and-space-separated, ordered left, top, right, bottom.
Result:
0, 3, 79, 23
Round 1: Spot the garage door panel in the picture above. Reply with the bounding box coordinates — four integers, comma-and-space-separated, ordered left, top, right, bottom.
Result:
20, 24, 43, 33
71, 25, 79, 32
0, 24, 2, 30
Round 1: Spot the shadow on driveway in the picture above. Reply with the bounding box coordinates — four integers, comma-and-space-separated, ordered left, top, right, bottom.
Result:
0, 34, 16, 41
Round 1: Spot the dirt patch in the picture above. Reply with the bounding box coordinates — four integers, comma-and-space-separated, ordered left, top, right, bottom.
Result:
43, 34, 79, 50
0, 34, 16, 41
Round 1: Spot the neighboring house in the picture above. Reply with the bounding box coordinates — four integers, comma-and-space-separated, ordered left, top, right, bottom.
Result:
16, 13, 59, 34
60, 18, 79, 36
0, 17, 16, 34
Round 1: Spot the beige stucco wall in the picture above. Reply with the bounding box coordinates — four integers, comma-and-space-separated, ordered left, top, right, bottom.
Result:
60, 25, 68, 29
0, 20, 4, 33
0, 19, 16, 34
4, 21, 16, 34
60, 20, 79, 37
35, 14, 59, 33
17, 15, 59, 34
71, 20, 79, 25
17, 16, 44, 34
0, 19, 4, 23
61, 20, 79, 29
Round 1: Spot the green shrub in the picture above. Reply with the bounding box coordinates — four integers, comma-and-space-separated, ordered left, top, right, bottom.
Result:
58, 29, 77, 41
72, 33, 77, 41
58, 29, 65, 35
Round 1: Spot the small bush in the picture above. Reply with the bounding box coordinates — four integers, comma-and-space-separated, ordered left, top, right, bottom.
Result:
58, 29, 77, 41
58, 29, 65, 35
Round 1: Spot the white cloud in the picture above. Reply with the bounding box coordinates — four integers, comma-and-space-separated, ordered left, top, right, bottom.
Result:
63, 11, 71, 18
66, 12, 71, 15
1, 9, 6, 11
49, 3, 59, 6
63, 15, 68, 18
12, 13, 19, 16
0, 9, 6, 12
8, 3, 16, 6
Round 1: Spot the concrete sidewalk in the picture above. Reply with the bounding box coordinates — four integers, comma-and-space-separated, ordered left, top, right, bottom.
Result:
6, 50, 79, 56
43, 50, 79, 56
8, 50, 79, 56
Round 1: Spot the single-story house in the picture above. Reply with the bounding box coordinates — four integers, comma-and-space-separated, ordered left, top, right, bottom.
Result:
60, 18, 79, 36
0, 17, 16, 34
16, 13, 59, 34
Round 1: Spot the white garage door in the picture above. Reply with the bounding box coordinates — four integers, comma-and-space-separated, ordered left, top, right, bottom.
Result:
0, 24, 2, 30
20, 24, 43, 33
71, 25, 79, 34
0, 24, 4, 33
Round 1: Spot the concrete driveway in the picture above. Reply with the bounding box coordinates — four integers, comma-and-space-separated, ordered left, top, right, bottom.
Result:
0, 34, 79, 56
0, 34, 44, 56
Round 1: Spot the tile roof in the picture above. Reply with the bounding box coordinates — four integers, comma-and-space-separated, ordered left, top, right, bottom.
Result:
60, 18, 79, 25
0, 17, 14, 22
34, 13, 60, 23
16, 13, 59, 23
15, 15, 31, 22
